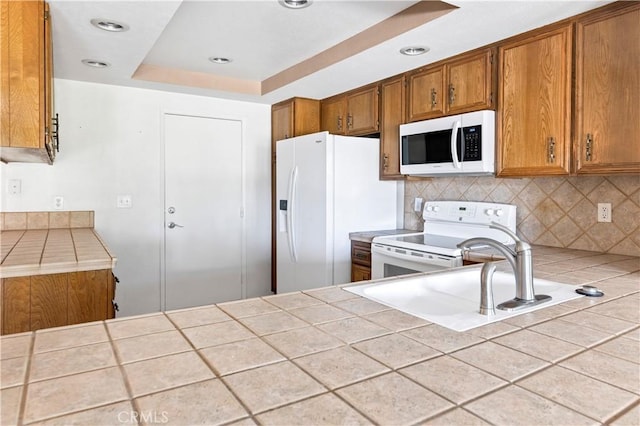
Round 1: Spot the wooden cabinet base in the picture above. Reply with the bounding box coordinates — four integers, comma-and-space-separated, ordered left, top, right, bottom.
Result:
1, 269, 116, 335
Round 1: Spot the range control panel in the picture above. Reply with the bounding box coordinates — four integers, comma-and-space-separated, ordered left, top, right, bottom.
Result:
422, 201, 518, 243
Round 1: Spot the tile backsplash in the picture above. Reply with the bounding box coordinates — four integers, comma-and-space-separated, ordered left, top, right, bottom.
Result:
404, 175, 639, 256
0, 211, 95, 231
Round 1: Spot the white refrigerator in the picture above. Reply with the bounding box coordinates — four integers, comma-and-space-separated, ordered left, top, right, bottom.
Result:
276, 131, 399, 294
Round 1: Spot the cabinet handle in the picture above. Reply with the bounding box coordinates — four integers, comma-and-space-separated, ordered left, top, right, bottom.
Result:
585, 133, 593, 161
383, 154, 389, 170
347, 114, 353, 130
337, 116, 342, 131
448, 84, 455, 105
430, 88, 437, 108
547, 137, 555, 163
52, 113, 60, 153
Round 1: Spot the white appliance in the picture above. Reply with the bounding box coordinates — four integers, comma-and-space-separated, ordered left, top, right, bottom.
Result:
276, 131, 398, 293
372, 201, 517, 279
400, 110, 496, 176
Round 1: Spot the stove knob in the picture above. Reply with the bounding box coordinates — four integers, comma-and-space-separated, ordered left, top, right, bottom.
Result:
485, 208, 494, 216
425, 205, 434, 212
495, 209, 504, 217
433, 206, 440, 212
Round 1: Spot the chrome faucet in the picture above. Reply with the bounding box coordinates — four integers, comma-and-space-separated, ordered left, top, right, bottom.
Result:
457, 222, 551, 313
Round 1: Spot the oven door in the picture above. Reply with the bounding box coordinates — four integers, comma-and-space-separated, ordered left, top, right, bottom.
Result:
371, 243, 462, 279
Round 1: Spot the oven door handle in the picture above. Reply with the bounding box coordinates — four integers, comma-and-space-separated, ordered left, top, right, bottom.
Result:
372, 244, 455, 267
451, 120, 461, 169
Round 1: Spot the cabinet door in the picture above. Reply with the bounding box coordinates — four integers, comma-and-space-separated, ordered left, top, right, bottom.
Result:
346, 85, 379, 135
68, 269, 109, 324
2, 277, 31, 335
272, 101, 293, 142
291, 98, 320, 137
446, 49, 494, 114
31, 273, 68, 331
321, 96, 346, 135
0, 1, 50, 151
497, 25, 572, 177
380, 76, 405, 179
351, 264, 371, 282
407, 65, 445, 122
575, 4, 640, 174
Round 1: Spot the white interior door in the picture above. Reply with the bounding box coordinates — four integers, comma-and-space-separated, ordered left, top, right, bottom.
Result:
164, 113, 243, 311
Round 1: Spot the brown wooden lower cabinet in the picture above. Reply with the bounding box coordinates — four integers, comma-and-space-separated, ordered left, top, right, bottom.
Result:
351, 240, 372, 282
1, 269, 116, 335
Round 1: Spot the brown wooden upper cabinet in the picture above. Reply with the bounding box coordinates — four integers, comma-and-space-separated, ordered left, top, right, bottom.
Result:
321, 83, 380, 136
0, 0, 57, 164
379, 75, 406, 180
271, 97, 320, 142
407, 48, 495, 122
574, 2, 640, 175
497, 25, 573, 177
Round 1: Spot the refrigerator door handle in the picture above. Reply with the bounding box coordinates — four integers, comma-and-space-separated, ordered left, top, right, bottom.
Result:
287, 166, 299, 262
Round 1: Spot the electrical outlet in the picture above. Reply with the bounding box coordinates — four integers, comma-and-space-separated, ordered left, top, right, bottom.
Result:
54, 196, 64, 210
8, 179, 21, 195
597, 203, 611, 223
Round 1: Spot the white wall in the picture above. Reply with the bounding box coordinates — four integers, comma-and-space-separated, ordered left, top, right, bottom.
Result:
1, 79, 273, 317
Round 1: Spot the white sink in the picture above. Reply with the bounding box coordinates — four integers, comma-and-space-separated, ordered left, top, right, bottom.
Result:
344, 267, 583, 332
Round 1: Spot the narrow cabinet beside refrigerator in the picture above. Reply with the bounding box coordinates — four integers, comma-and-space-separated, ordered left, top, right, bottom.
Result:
276, 132, 398, 294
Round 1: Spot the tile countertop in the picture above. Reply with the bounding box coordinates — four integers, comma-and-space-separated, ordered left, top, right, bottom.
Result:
1, 247, 639, 425
349, 229, 417, 243
0, 228, 117, 278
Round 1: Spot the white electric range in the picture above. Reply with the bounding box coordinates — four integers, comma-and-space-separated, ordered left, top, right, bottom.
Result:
371, 201, 517, 279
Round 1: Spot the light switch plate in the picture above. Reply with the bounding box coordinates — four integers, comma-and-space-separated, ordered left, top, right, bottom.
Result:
414, 197, 424, 213
117, 195, 132, 208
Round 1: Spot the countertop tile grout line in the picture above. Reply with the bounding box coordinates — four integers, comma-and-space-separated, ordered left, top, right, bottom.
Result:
16, 331, 35, 426
163, 311, 258, 425
102, 321, 141, 426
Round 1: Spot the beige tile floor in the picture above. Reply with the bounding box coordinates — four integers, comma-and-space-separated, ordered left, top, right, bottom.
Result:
1, 246, 638, 425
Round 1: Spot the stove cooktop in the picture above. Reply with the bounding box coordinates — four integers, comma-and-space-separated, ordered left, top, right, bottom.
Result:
372, 201, 519, 257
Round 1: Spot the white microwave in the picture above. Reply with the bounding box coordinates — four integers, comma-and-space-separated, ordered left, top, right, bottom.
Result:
400, 110, 496, 176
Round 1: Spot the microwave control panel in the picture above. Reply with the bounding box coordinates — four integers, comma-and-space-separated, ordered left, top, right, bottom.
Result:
461, 126, 481, 161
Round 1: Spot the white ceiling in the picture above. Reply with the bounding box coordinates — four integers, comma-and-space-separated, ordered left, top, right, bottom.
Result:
49, 0, 613, 105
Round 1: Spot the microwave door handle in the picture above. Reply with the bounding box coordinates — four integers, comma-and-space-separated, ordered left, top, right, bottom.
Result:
451, 120, 461, 169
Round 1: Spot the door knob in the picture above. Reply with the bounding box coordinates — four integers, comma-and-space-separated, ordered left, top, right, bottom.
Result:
167, 207, 176, 214
167, 222, 184, 229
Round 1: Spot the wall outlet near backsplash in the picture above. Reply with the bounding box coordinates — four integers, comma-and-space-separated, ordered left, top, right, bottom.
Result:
597, 203, 612, 223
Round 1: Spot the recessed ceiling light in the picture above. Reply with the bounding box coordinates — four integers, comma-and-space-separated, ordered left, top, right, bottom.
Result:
81, 59, 110, 68
400, 46, 430, 56
279, 0, 312, 9
90, 18, 129, 32
209, 57, 232, 64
